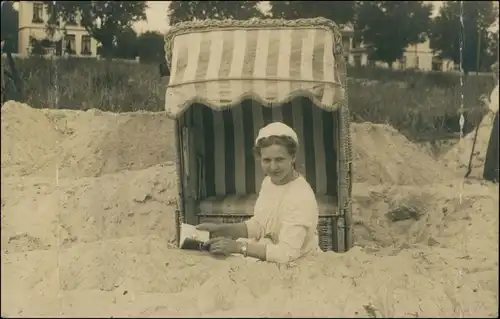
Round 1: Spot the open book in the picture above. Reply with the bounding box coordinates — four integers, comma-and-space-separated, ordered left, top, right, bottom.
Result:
179, 223, 211, 251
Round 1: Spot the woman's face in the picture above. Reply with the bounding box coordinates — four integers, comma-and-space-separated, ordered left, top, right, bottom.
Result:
259, 144, 295, 184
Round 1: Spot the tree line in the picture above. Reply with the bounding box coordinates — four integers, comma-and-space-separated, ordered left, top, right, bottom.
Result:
1, 1, 498, 72
168, 1, 498, 73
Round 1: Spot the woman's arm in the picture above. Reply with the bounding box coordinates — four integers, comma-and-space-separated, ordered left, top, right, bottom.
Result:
213, 211, 267, 240
217, 222, 249, 239
264, 224, 308, 263
218, 214, 266, 240
245, 241, 267, 260
247, 188, 318, 263
236, 225, 308, 262
203, 192, 267, 240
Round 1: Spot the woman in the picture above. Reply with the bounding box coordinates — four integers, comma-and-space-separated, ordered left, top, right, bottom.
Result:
196, 122, 321, 264
483, 65, 499, 183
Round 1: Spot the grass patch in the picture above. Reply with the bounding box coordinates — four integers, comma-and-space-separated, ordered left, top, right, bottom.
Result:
2, 57, 496, 141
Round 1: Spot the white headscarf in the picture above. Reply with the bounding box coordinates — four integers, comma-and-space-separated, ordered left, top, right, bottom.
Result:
255, 122, 299, 146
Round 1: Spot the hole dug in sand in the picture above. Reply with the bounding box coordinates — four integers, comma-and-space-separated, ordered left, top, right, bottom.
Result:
1, 102, 498, 318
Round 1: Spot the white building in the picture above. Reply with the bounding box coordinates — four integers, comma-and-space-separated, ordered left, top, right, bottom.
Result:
17, 1, 98, 57
391, 40, 456, 72
340, 24, 456, 72
340, 24, 369, 68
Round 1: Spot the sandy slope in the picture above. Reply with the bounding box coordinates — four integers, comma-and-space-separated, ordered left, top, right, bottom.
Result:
1, 101, 498, 318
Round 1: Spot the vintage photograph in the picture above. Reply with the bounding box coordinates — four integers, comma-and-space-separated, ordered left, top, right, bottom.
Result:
1, 1, 498, 317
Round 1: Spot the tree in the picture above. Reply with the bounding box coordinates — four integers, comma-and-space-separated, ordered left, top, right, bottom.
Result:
137, 31, 165, 63
44, 1, 147, 58
429, 1, 498, 74
28, 38, 49, 56
355, 1, 432, 68
269, 1, 355, 25
114, 27, 138, 60
486, 29, 499, 69
168, 1, 263, 25
1, 1, 19, 53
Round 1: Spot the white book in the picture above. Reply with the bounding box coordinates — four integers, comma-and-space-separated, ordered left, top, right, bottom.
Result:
179, 223, 210, 251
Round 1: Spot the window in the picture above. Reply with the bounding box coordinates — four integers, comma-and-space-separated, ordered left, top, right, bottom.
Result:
432, 60, 441, 71
64, 34, 76, 54
66, 14, 77, 26
47, 5, 60, 26
81, 35, 92, 55
32, 3, 44, 23
28, 36, 47, 55
354, 55, 362, 67
29, 36, 36, 53
352, 37, 361, 49
55, 40, 63, 56
399, 56, 407, 70
342, 36, 350, 52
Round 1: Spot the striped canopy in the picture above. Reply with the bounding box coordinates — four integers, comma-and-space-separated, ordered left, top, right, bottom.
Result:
164, 18, 347, 119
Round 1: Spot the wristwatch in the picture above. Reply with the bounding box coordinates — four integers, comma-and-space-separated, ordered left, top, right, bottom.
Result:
240, 242, 248, 257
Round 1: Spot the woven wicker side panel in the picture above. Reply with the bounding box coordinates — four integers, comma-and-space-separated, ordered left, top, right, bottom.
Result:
1, 58, 4, 101
174, 120, 184, 248
341, 104, 353, 251
335, 44, 352, 252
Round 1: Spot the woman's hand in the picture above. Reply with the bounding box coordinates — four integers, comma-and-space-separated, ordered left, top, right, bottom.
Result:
205, 237, 243, 256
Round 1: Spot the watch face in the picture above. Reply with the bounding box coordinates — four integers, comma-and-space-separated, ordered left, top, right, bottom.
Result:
199, 242, 211, 251
181, 237, 204, 250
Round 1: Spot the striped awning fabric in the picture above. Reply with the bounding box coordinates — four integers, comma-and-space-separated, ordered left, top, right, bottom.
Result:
164, 18, 347, 119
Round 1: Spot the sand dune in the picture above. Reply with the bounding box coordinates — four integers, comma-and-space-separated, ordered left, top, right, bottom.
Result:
1, 101, 498, 318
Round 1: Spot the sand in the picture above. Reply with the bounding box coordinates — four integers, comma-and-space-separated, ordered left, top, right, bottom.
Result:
1, 102, 176, 179
351, 123, 455, 185
1, 101, 498, 318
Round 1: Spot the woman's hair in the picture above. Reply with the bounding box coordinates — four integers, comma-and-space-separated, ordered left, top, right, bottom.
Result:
253, 135, 298, 158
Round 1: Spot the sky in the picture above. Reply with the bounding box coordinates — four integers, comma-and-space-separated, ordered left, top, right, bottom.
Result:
133, 1, 172, 33
133, 1, 272, 33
